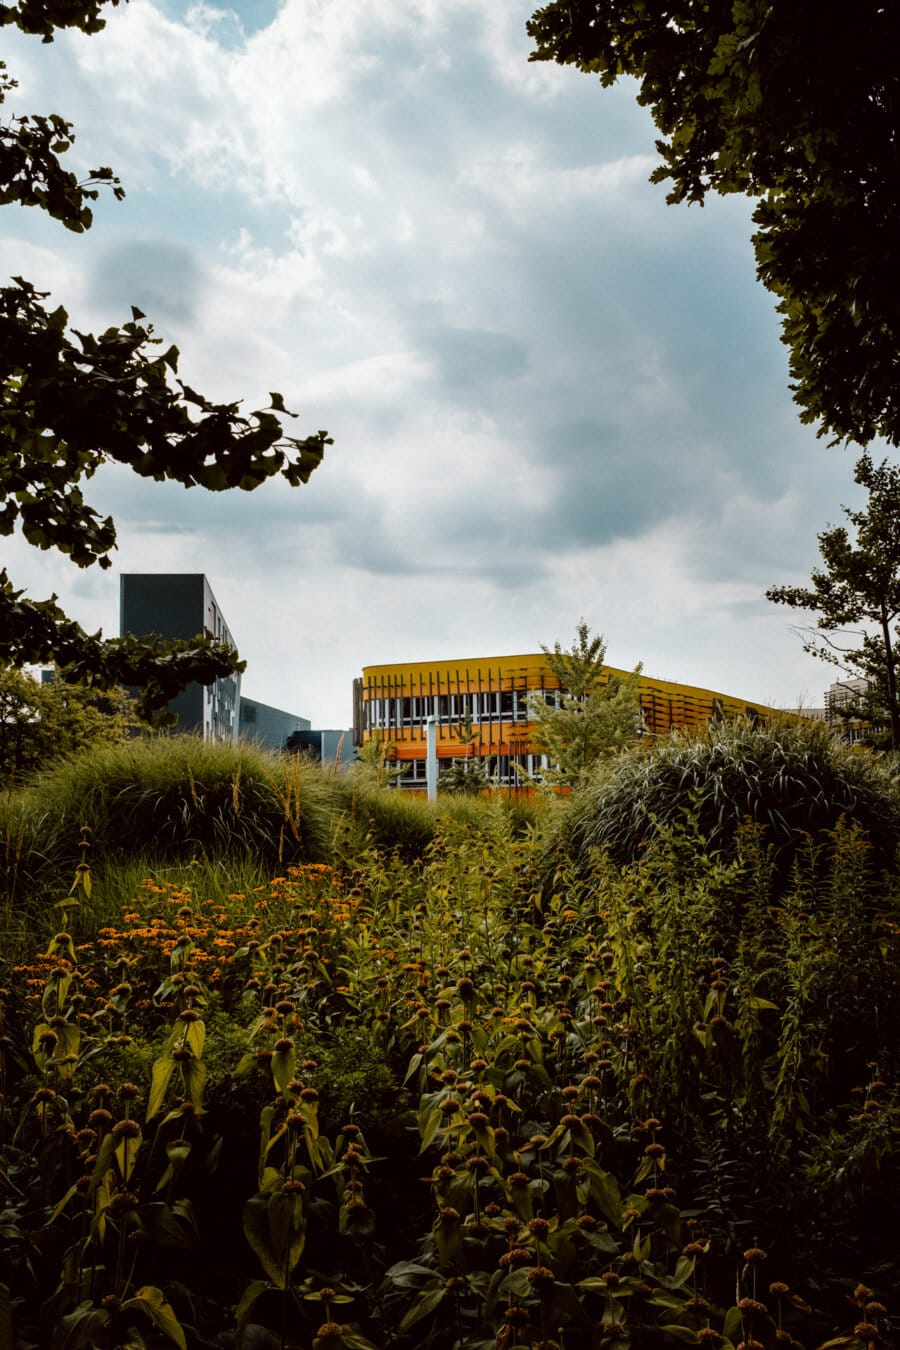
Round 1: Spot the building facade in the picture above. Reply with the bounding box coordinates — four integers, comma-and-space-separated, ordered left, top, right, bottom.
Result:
120, 574, 309, 746
286, 728, 354, 767
824, 677, 872, 744
121, 573, 241, 742
353, 654, 778, 789
239, 698, 311, 750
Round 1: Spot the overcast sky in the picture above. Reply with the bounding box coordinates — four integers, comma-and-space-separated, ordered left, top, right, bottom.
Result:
1, 0, 869, 727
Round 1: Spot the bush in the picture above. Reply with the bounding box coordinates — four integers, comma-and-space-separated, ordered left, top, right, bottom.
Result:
553, 716, 900, 886
0, 737, 545, 931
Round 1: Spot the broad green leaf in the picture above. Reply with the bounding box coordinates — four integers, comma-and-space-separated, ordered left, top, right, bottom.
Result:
147, 1055, 176, 1121
398, 1285, 446, 1335
235, 1279, 271, 1341
115, 1131, 143, 1185
181, 1057, 207, 1113
662, 1326, 700, 1345
52, 1301, 110, 1350
122, 1286, 187, 1350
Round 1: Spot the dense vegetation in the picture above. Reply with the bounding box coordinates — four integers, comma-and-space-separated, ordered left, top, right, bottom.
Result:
1, 725, 897, 1349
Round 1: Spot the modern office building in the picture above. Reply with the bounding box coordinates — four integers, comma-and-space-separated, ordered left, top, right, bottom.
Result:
353, 653, 779, 790
121, 573, 241, 742
120, 574, 309, 747
239, 697, 311, 750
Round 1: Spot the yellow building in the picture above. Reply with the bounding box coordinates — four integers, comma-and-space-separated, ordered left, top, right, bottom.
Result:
353, 654, 776, 789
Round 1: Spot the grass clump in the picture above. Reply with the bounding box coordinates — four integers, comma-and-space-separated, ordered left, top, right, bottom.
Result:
1, 736, 546, 939
553, 716, 900, 886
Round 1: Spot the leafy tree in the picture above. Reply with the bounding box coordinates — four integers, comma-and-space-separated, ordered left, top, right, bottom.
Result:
0, 664, 141, 784
527, 0, 900, 448
529, 620, 641, 787
767, 455, 900, 751
0, 0, 331, 718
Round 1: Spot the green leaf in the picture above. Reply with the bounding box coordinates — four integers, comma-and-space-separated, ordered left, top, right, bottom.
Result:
115, 1132, 142, 1185
398, 1285, 446, 1335
52, 1302, 110, 1350
418, 1106, 442, 1153
271, 1045, 295, 1097
235, 1279, 272, 1340
147, 1054, 175, 1120
243, 1186, 306, 1289
137, 1202, 196, 1250
122, 1286, 187, 1350
185, 1018, 206, 1059
181, 1056, 207, 1113
662, 1327, 700, 1345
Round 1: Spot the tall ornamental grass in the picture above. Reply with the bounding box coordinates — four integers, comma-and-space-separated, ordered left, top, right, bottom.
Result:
552, 717, 900, 887
1, 736, 544, 936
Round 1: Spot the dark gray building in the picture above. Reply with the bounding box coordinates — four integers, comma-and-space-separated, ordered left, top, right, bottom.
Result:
239, 697, 311, 750
120, 573, 241, 741
286, 728, 353, 767
121, 573, 328, 750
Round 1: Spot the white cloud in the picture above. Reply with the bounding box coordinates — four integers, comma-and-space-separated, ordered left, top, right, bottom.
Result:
0, 0, 859, 726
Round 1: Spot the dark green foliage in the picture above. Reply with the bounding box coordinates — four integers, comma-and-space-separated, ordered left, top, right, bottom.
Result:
581, 815, 900, 1289
527, 0, 900, 449
0, 0, 330, 710
438, 758, 491, 796
0, 665, 141, 783
553, 717, 900, 881
1, 776, 899, 1346
0, 0, 122, 42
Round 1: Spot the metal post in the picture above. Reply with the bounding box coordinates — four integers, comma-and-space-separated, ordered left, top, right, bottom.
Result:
426, 715, 437, 801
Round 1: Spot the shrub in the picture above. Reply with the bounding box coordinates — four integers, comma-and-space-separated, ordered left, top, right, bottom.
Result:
0, 737, 342, 923
553, 716, 900, 885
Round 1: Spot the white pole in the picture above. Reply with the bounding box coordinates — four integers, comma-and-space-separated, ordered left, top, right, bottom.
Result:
426, 715, 438, 801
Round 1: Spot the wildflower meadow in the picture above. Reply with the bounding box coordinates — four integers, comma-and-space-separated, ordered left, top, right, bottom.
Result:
1, 730, 898, 1350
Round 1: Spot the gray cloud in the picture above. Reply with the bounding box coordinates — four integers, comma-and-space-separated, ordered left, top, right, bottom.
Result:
89, 240, 204, 324
1, 0, 871, 724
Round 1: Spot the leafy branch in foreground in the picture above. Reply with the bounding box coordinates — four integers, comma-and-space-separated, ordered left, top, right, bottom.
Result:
527, 0, 900, 449
1, 280, 330, 566
0, 571, 245, 723
1, 0, 332, 710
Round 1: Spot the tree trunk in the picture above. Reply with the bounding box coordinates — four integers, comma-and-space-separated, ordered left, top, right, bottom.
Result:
880, 605, 900, 751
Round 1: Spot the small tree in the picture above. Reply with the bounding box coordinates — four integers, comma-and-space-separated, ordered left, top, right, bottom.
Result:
529, 621, 641, 787
767, 455, 900, 750
0, 665, 142, 784
440, 710, 491, 796
351, 731, 407, 789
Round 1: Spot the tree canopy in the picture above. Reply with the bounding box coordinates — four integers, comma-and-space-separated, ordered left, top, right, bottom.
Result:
527, 0, 900, 448
767, 455, 900, 750
1, 0, 331, 717
0, 664, 140, 783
